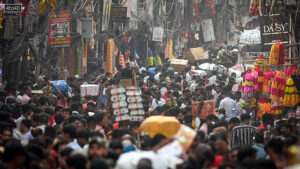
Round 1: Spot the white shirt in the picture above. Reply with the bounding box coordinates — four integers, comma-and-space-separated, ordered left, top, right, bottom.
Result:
160, 87, 167, 96
236, 98, 244, 110
219, 97, 236, 117
154, 72, 161, 82
67, 140, 83, 151
152, 98, 166, 109
16, 114, 26, 131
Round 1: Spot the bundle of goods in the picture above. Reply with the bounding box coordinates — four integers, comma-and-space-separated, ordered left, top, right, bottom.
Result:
126, 86, 145, 122
50, 80, 68, 94
110, 86, 144, 122
111, 86, 130, 121
269, 42, 285, 65
80, 84, 99, 97
253, 55, 268, 72
262, 68, 274, 95
106, 39, 116, 74
242, 69, 254, 97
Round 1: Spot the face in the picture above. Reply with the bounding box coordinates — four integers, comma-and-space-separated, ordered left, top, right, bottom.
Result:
216, 87, 221, 93
56, 109, 63, 115
155, 93, 161, 100
63, 111, 71, 120
26, 87, 32, 95
88, 143, 107, 158
20, 124, 29, 134
231, 149, 239, 162
2, 130, 12, 140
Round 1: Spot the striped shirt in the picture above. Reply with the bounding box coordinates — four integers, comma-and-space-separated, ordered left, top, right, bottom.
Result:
230, 125, 257, 148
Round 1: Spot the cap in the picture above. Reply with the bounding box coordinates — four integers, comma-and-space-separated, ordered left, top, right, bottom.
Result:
15, 95, 23, 103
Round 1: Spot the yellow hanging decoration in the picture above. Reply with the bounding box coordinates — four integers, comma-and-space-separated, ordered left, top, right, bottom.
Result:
37, 0, 48, 14
156, 56, 162, 65
49, 0, 57, 10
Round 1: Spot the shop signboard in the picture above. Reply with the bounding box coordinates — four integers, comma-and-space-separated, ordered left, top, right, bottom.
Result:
48, 10, 71, 47
260, 14, 289, 51
110, 7, 127, 22
152, 27, 164, 42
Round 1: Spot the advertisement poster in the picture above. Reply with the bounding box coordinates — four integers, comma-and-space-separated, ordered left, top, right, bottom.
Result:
200, 100, 215, 118
152, 27, 164, 42
48, 10, 71, 47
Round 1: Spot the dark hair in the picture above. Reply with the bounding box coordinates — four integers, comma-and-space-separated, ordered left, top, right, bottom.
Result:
45, 107, 54, 116
22, 104, 32, 114
3, 140, 26, 162
55, 114, 64, 125
32, 114, 40, 123
63, 125, 77, 139
21, 119, 31, 129
94, 113, 105, 123
40, 113, 49, 124
44, 126, 56, 139
60, 147, 73, 157
265, 138, 283, 154
31, 128, 43, 138
240, 114, 250, 122
39, 96, 49, 106
252, 159, 277, 169
71, 102, 82, 111
90, 157, 108, 169
206, 114, 218, 121
229, 117, 240, 124
66, 154, 87, 169
219, 109, 226, 115
63, 108, 72, 115
77, 129, 89, 140
262, 113, 274, 125
254, 131, 264, 144
237, 147, 256, 162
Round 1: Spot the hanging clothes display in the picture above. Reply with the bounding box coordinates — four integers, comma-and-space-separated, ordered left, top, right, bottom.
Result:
165, 40, 173, 59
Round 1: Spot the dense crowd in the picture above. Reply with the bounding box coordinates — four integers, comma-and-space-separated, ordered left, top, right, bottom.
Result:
0, 61, 299, 169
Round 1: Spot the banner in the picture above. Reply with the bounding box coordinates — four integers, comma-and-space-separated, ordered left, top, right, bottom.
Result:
152, 27, 164, 42
48, 10, 71, 47
260, 14, 289, 51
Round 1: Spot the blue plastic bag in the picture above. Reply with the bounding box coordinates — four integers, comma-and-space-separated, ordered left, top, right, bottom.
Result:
50, 80, 68, 94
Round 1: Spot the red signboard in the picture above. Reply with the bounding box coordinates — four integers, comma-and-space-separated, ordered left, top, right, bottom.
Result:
48, 10, 71, 47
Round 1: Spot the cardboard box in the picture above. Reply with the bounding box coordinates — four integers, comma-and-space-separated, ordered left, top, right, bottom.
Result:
184, 47, 206, 61
119, 78, 133, 87
170, 59, 188, 72
80, 84, 99, 97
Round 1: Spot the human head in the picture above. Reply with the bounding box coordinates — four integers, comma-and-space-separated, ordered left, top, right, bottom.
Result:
90, 157, 108, 169
240, 114, 251, 125
261, 113, 274, 126
3, 140, 26, 168
137, 158, 152, 169
55, 106, 64, 115
24, 86, 32, 96
237, 147, 256, 162
206, 114, 218, 126
62, 125, 77, 143
155, 91, 161, 100
77, 129, 89, 148
235, 91, 242, 101
39, 96, 49, 106
63, 108, 72, 120
88, 139, 107, 159
265, 138, 283, 161
31, 114, 40, 128
228, 117, 240, 130
66, 153, 87, 169
15, 95, 23, 106
55, 114, 64, 125
20, 119, 31, 134
22, 104, 33, 117
1, 126, 13, 140
71, 102, 83, 114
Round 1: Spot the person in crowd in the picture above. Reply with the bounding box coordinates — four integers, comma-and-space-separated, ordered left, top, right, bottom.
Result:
62, 124, 82, 151
230, 114, 257, 148
151, 91, 166, 109
16, 104, 32, 131
252, 131, 267, 159
71, 102, 84, 119
200, 114, 218, 135
22, 86, 32, 104
219, 91, 236, 118
20, 119, 33, 140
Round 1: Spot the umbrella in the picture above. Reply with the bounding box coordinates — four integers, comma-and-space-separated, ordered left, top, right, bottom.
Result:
139, 116, 181, 138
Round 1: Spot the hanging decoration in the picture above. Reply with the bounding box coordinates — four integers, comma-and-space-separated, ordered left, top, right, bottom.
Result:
269, 42, 285, 66
270, 71, 286, 115
165, 40, 173, 59
194, 0, 199, 20
283, 77, 299, 108
262, 68, 274, 95
253, 66, 264, 93
257, 98, 272, 118
242, 69, 254, 97
119, 53, 125, 69
249, 0, 259, 16
253, 55, 268, 72
37, 0, 57, 14
106, 39, 116, 74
